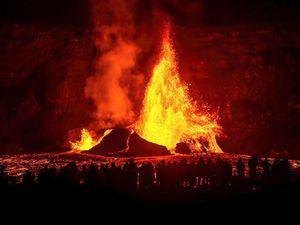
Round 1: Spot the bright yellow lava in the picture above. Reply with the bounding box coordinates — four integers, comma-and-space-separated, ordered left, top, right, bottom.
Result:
70, 128, 99, 151
133, 22, 222, 153
69, 128, 100, 151
70, 128, 113, 151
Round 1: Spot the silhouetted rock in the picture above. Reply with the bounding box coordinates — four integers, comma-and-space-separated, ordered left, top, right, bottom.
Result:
88, 128, 130, 155
125, 132, 170, 156
87, 129, 170, 157
175, 143, 191, 154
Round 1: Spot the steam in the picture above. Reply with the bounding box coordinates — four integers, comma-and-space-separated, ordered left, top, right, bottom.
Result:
85, 0, 141, 128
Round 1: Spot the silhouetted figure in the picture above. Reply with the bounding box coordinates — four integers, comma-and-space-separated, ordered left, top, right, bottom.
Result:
172, 161, 181, 188
271, 158, 281, 178
85, 164, 100, 189
262, 158, 271, 177
206, 159, 215, 186
124, 159, 138, 191
179, 158, 188, 187
281, 158, 292, 180
139, 163, 147, 190
122, 161, 130, 190
197, 157, 206, 186
248, 156, 258, 181
81, 164, 87, 182
223, 159, 232, 186
215, 157, 223, 186
188, 161, 197, 188
155, 162, 161, 187
145, 162, 155, 189
22, 170, 35, 188
236, 158, 245, 180
60, 161, 81, 189
171, 161, 180, 188
0, 165, 10, 189
109, 162, 119, 189
37, 166, 59, 190
99, 163, 108, 188
156, 160, 168, 188
116, 165, 123, 189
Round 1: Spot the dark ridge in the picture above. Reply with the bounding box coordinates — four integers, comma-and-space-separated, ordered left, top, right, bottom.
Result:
125, 132, 170, 156
88, 128, 130, 155
175, 143, 191, 154
87, 129, 170, 157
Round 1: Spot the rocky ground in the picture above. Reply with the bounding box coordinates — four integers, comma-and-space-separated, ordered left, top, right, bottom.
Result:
1, 152, 300, 180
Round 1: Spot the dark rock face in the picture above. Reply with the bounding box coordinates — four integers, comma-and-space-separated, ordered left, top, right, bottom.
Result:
88, 128, 130, 155
86, 129, 170, 157
125, 132, 170, 156
0, 25, 95, 153
175, 143, 191, 154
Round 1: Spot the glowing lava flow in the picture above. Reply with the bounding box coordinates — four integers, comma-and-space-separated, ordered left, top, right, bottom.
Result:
133, 22, 223, 153
70, 129, 99, 151
70, 128, 112, 151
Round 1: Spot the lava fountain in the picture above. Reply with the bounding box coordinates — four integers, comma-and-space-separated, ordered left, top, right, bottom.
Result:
70, 128, 112, 152
133, 22, 222, 153
70, 21, 223, 154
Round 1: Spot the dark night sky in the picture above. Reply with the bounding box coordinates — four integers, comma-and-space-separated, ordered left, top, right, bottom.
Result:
1, 0, 300, 26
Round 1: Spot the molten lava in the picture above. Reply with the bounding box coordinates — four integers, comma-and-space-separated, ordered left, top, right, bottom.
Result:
133, 22, 222, 153
70, 128, 113, 152
69, 21, 222, 154
70, 129, 99, 151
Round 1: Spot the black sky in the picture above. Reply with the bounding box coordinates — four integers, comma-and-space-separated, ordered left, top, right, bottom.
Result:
1, 0, 300, 26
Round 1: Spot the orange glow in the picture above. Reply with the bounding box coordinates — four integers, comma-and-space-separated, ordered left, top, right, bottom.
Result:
133, 22, 223, 153
70, 128, 112, 152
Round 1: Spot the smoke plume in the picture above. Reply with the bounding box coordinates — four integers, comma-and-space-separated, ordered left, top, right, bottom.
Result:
85, 0, 142, 128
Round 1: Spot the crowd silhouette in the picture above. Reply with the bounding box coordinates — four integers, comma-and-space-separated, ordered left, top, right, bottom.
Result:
1, 155, 300, 212
0, 155, 298, 215
0, 156, 296, 195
